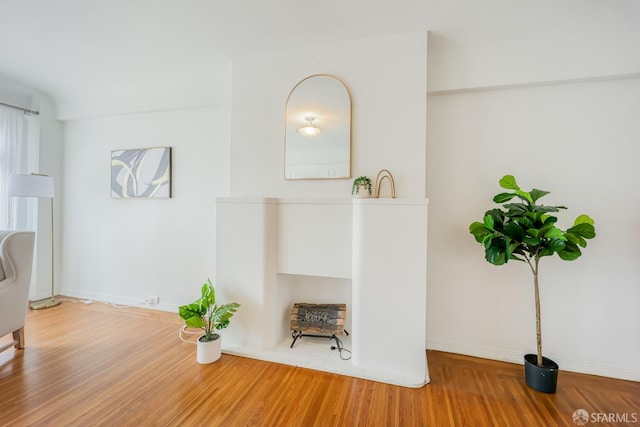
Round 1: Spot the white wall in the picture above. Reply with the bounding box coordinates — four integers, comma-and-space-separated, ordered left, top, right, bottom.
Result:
35, 94, 63, 301
426, 30, 640, 381
58, 30, 429, 312
427, 26, 640, 92
230, 31, 428, 199
61, 107, 231, 308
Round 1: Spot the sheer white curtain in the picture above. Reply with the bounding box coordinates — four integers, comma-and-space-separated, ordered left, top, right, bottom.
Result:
0, 105, 33, 229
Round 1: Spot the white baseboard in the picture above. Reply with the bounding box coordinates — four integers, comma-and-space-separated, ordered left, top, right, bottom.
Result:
58, 288, 178, 313
427, 338, 640, 383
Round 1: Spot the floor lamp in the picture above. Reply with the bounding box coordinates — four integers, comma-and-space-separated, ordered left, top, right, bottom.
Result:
8, 173, 60, 310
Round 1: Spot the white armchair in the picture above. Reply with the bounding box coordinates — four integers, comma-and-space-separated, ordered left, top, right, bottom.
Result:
0, 231, 35, 354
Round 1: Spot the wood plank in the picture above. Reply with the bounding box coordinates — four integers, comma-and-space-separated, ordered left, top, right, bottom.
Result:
0, 297, 638, 426
293, 303, 347, 310
291, 309, 346, 319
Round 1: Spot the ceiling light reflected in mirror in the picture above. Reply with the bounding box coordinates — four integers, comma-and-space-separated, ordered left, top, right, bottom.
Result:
297, 116, 322, 137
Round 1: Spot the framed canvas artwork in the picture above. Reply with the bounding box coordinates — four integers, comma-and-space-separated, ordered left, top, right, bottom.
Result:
111, 147, 172, 198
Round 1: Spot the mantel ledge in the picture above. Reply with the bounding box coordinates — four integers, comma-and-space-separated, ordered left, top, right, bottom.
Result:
353, 198, 429, 206
216, 197, 429, 206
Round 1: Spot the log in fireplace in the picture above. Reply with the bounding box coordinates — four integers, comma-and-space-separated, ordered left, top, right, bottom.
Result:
289, 303, 348, 349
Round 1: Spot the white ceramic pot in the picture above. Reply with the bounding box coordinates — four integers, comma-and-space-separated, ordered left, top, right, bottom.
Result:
355, 183, 370, 198
197, 334, 221, 364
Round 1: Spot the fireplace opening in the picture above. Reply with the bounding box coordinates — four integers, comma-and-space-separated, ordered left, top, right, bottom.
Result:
290, 303, 351, 359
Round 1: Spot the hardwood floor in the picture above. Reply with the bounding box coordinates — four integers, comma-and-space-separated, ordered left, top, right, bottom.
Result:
0, 299, 638, 426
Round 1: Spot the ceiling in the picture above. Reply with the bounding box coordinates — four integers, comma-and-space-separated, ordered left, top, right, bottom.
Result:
1, 0, 638, 119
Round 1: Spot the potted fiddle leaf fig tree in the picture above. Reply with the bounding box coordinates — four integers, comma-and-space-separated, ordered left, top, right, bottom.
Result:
179, 278, 240, 364
469, 175, 595, 393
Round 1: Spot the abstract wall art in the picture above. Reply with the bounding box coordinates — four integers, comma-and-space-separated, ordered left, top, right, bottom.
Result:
111, 147, 172, 198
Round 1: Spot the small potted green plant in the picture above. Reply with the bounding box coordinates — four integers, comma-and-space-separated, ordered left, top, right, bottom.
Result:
352, 176, 372, 198
469, 175, 595, 393
179, 278, 240, 364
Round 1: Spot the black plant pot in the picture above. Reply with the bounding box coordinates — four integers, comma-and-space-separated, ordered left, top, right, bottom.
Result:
524, 354, 559, 393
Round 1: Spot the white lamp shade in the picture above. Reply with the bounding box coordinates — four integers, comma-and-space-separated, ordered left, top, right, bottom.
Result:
8, 174, 54, 199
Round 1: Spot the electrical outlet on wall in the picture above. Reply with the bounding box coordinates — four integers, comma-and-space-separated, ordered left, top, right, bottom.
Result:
143, 296, 160, 305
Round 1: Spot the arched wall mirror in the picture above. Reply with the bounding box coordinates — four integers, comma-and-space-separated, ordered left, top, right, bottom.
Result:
285, 74, 351, 180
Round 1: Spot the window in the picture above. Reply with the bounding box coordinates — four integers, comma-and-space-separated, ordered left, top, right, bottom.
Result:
0, 105, 37, 230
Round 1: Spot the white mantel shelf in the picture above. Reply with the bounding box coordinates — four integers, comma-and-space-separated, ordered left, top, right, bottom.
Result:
215, 197, 430, 387
353, 197, 429, 206
216, 196, 428, 205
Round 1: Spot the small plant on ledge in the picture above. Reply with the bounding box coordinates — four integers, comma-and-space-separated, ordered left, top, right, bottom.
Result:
352, 176, 372, 197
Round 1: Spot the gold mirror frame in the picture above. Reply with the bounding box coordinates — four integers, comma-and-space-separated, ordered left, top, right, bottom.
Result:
284, 74, 352, 180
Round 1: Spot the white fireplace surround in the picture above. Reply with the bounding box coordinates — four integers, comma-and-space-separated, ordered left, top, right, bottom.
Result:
214, 197, 429, 387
